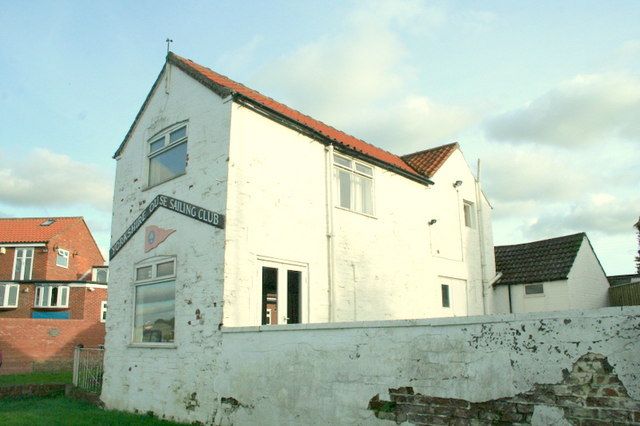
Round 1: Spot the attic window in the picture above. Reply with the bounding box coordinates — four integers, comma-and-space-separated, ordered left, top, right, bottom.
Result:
148, 124, 188, 187
40, 219, 55, 226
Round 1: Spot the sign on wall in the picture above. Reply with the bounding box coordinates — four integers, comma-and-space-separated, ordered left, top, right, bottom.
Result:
109, 195, 225, 260
145, 225, 175, 252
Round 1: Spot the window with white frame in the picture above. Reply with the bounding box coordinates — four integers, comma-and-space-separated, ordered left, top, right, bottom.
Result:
100, 301, 107, 322
56, 248, 69, 268
13, 247, 34, 280
333, 154, 374, 215
133, 258, 176, 344
463, 200, 475, 228
0, 284, 20, 308
34, 284, 69, 308
524, 283, 544, 295
148, 124, 188, 187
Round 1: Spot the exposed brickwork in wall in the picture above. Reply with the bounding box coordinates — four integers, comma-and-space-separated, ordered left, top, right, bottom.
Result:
0, 317, 105, 375
369, 353, 640, 425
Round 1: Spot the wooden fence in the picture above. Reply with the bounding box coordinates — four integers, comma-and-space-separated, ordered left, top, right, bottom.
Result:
609, 282, 640, 306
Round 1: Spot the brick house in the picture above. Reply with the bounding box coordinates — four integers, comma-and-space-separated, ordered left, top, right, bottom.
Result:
0, 217, 108, 374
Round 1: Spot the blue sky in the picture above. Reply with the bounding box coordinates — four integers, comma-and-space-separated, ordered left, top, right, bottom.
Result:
1, 0, 639, 274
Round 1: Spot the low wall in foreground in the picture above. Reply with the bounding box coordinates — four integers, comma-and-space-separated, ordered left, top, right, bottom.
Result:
102, 307, 640, 425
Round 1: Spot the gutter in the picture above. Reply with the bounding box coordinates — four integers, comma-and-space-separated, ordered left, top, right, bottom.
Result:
233, 95, 434, 188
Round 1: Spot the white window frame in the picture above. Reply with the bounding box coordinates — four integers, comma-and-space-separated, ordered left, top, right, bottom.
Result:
100, 301, 107, 323
92, 267, 109, 283
524, 283, 544, 296
34, 284, 70, 308
333, 153, 375, 216
147, 122, 188, 187
56, 248, 69, 268
131, 256, 177, 346
12, 247, 34, 280
463, 200, 476, 229
0, 283, 20, 308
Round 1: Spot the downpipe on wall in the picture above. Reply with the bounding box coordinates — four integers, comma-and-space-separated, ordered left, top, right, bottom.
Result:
475, 159, 487, 315
325, 144, 336, 322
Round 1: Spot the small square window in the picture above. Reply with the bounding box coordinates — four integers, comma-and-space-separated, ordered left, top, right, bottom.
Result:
156, 261, 175, 277
136, 266, 153, 281
56, 248, 69, 268
525, 283, 544, 295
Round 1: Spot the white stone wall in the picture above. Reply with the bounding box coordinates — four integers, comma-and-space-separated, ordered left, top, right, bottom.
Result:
103, 64, 230, 421
99, 307, 639, 425
567, 238, 610, 309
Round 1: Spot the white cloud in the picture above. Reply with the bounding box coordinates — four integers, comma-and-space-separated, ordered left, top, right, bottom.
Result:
485, 73, 640, 146
525, 193, 640, 238
0, 148, 112, 211
482, 145, 590, 203
257, 0, 472, 152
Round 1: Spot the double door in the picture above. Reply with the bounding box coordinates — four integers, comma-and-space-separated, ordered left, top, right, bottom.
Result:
259, 260, 307, 325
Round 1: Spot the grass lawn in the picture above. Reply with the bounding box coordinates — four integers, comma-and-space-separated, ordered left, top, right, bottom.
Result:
0, 396, 187, 426
0, 371, 73, 386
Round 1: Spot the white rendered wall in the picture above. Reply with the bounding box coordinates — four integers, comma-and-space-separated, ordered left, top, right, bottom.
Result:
509, 279, 571, 313
102, 64, 230, 421
567, 238, 610, 309
427, 150, 496, 317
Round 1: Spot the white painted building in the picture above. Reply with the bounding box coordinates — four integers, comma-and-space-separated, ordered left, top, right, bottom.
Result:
102, 52, 497, 417
492, 233, 610, 313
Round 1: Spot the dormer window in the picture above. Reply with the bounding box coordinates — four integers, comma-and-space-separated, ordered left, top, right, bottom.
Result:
56, 248, 69, 268
148, 124, 188, 187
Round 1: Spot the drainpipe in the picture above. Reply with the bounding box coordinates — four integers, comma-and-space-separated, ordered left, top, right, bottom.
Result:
507, 284, 513, 314
325, 145, 335, 322
475, 159, 488, 315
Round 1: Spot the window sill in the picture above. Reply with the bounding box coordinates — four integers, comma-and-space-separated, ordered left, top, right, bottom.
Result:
142, 172, 186, 192
0, 306, 18, 310
334, 206, 377, 219
127, 343, 177, 349
33, 306, 70, 310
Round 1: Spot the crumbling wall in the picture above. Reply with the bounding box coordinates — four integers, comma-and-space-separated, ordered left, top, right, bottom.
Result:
217, 307, 639, 425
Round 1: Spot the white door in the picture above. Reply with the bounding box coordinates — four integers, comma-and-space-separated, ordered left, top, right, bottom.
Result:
259, 260, 307, 325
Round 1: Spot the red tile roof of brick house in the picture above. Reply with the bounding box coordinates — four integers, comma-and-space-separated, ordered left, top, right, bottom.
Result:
401, 142, 459, 178
114, 52, 438, 185
0, 217, 90, 244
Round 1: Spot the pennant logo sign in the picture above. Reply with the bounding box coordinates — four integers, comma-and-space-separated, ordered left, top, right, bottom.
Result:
144, 225, 175, 252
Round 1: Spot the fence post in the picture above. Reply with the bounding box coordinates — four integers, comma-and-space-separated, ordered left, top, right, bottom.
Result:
72, 346, 80, 387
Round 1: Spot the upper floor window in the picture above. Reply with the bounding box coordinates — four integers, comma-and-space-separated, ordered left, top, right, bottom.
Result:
133, 257, 176, 344
0, 283, 19, 308
463, 201, 475, 228
35, 284, 69, 308
92, 267, 109, 283
148, 124, 188, 187
333, 154, 374, 215
13, 248, 34, 280
56, 248, 69, 268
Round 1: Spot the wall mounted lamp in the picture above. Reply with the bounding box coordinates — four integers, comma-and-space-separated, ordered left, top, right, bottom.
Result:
453, 180, 463, 188
428, 219, 437, 226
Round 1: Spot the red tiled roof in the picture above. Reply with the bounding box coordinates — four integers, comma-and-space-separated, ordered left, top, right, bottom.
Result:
0, 217, 85, 244
401, 142, 459, 178
114, 52, 431, 184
